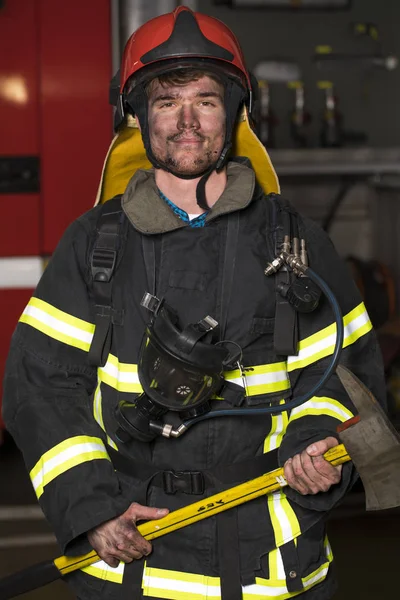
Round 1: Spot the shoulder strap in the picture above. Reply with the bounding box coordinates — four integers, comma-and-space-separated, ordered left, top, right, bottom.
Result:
88, 196, 125, 367
267, 193, 299, 357
219, 211, 240, 341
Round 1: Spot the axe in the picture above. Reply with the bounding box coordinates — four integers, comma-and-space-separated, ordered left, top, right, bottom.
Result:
335, 364, 400, 511
1, 365, 399, 599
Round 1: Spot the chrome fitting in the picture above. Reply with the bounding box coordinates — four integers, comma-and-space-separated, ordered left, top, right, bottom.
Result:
283, 252, 308, 275
300, 239, 308, 267
169, 424, 188, 438
292, 237, 300, 259
161, 423, 173, 438
162, 423, 188, 438
264, 254, 285, 276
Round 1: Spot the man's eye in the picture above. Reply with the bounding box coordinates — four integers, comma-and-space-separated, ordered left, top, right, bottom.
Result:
160, 102, 174, 108
201, 101, 214, 107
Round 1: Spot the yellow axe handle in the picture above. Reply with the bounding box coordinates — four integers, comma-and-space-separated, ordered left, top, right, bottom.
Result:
55, 442, 350, 575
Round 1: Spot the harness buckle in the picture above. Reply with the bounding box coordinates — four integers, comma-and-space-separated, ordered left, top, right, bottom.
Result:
91, 247, 117, 283
163, 470, 205, 495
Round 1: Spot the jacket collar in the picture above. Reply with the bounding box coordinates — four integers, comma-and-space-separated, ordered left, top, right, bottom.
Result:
122, 159, 256, 234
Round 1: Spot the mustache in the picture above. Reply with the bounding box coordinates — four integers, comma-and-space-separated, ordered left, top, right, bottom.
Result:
167, 132, 206, 142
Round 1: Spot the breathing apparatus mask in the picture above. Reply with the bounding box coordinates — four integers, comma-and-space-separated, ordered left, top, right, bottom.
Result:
115, 293, 240, 443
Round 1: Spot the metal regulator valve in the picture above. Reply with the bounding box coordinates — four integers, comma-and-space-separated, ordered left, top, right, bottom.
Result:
261, 231, 344, 414
265, 234, 321, 313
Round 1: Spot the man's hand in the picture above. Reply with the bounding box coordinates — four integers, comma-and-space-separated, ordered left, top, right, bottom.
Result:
87, 502, 169, 567
284, 436, 342, 495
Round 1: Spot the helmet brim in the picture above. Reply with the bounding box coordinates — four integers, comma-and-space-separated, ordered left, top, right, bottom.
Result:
123, 57, 249, 99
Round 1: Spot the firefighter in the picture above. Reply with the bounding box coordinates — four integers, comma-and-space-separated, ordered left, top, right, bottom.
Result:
2, 7, 385, 600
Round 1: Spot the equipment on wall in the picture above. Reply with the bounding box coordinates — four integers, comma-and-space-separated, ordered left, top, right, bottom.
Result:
314, 50, 398, 72
257, 80, 277, 147
288, 80, 311, 148
317, 80, 343, 148
313, 23, 398, 72
253, 60, 303, 148
251, 21, 397, 148
253, 59, 302, 84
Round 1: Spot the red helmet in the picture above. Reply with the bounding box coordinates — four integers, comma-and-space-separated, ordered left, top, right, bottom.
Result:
119, 6, 251, 95
111, 6, 253, 189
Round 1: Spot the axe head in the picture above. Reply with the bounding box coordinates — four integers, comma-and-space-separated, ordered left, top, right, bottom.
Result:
336, 364, 400, 511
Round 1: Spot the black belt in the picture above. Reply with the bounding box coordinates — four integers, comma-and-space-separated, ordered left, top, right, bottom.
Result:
108, 446, 279, 496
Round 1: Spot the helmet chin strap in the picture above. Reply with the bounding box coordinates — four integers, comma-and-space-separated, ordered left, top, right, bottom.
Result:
193, 137, 233, 210
195, 167, 214, 210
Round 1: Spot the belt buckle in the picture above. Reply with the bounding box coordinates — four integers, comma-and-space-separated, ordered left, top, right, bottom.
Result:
163, 470, 205, 495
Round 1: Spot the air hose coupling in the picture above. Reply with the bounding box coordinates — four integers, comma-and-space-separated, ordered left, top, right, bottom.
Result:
264, 254, 286, 276
264, 251, 308, 276
281, 252, 308, 275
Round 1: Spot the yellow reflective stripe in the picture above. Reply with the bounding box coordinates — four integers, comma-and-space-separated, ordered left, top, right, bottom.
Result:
287, 303, 372, 372
142, 558, 332, 599
224, 362, 290, 396
93, 381, 118, 450
324, 535, 333, 562
296, 303, 366, 351
289, 396, 354, 424
93, 381, 103, 429
302, 563, 330, 589
19, 297, 94, 351
143, 567, 219, 600
264, 405, 288, 453
268, 547, 286, 582
99, 353, 143, 393
30, 436, 110, 499
264, 401, 289, 575
268, 491, 301, 548
81, 559, 124, 584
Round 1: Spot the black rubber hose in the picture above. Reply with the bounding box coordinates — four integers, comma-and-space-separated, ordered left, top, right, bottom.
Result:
182, 264, 344, 425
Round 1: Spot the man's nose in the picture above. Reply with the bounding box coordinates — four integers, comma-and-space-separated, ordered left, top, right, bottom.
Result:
177, 104, 200, 130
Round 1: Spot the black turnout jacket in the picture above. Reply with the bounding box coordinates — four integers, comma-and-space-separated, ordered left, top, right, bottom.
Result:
3, 160, 386, 600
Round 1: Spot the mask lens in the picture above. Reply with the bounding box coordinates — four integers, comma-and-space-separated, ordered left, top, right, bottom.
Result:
139, 334, 219, 410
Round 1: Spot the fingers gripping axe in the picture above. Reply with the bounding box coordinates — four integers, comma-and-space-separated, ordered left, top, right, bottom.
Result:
1, 366, 399, 599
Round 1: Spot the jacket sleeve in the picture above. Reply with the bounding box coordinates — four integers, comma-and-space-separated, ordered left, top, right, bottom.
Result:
278, 213, 387, 512
1, 213, 131, 555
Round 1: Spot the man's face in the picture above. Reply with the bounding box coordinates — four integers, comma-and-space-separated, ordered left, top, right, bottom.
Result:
147, 75, 226, 177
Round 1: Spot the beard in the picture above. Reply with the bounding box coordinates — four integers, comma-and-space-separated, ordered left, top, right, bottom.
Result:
163, 152, 211, 176
152, 133, 223, 177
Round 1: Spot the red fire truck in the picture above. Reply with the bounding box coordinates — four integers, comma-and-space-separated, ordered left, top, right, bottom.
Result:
0, 0, 112, 436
